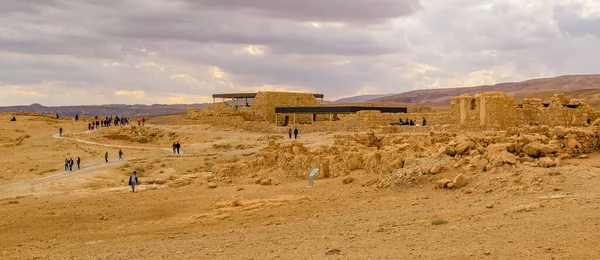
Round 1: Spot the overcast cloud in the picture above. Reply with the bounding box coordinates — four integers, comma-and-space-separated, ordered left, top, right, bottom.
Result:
0, 0, 599, 106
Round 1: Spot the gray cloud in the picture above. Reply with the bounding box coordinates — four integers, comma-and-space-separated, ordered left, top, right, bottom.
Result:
0, 0, 599, 106
183, 0, 421, 24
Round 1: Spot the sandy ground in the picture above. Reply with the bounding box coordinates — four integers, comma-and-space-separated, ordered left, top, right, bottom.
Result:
1, 113, 600, 259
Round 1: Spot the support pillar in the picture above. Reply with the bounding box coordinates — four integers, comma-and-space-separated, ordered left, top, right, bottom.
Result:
329, 113, 332, 121
275, 114, 278, 125
293, 114, 296, 125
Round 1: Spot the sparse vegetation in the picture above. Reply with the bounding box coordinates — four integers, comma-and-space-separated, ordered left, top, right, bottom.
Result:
431, 219, 448, 226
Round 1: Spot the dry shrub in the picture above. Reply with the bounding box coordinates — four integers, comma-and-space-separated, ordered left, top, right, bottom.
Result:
431, 219, 448, 225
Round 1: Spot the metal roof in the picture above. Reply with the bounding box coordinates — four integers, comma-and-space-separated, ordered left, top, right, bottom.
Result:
213, 93, 324, 99
275, 106, 407, 114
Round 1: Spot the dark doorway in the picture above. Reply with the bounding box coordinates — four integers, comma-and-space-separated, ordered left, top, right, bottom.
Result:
284, 116, 289, 126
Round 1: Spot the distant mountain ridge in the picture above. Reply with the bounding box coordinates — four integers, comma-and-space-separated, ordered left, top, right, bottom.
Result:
332, 94, 395, 103
370, 75, 600, 108
0, 103, 211, 117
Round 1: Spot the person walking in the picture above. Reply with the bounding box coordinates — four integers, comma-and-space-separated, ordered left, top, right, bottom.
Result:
137, 119, 141, 126
172, 142, 177, 154
69, 158, 74, 171
142, 117, 146, 126
176, 142, 181, 154
288, 128, 292, 139
64, 158, 69, 170
294, 128, 299, 139
88, 123, 91, 131
76, 157, 81, 169
105, 151, 109, 163
118, 149, 124, 160
59, 127, 63, 137
129, 171, 139, 192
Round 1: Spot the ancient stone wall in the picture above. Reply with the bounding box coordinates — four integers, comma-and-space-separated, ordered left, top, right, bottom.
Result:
252, 91, 321, 123
517, 94, 594, 127
449, 92, 594, 130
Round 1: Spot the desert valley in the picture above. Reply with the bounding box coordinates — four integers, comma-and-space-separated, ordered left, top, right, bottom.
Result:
2, 75, 600, 259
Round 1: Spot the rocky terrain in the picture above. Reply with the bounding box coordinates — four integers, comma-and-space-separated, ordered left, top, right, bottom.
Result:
2, 112, 600, 259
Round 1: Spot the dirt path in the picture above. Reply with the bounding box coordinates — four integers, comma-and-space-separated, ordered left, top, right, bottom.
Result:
0, 129, 182, 198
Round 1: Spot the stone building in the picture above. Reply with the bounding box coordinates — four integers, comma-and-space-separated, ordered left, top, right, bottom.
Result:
449, 92, 595, 130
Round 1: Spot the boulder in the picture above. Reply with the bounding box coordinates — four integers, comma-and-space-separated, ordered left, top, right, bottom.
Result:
565, 138, 581, 150
520, 156, 535, 163
439, 145, 456, 157
342, 176, 355, 184
537, 157, 556, 168
500, 151, 518, 165
453, 174, 470, 188
430, 165, 444, 175
475, 158, 489, 171
455, 141, 474, 155
523, 142, 556, 158
436, 178, 453, 189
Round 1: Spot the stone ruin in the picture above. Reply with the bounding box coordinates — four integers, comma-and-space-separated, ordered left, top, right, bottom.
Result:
187, 90, 600, 193
187, 91, 598, 132
451, 92, 597, 130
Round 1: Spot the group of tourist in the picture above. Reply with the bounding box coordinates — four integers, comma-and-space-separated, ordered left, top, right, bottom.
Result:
64, 157, 81, 171
399, 117, 427, 126
87, 116, 136, 131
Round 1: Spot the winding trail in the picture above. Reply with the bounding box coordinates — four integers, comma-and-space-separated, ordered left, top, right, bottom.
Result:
0, 128, 181, 195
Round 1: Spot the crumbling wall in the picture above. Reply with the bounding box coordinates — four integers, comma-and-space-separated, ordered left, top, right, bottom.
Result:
451, 94, 482, 129
518, 94, 593, 127
252, 91, 321, 123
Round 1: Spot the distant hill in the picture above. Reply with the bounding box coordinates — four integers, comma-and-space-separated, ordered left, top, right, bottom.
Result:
332, 94, 394, 103
0, 103, 211, 117
370, 75, 600, 108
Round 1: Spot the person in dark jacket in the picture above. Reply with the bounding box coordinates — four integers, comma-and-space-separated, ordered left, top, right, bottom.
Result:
294, 128, 299, 139
288, 128, 292, 139
176, 142, 181, 154
59, 127, 63, 137
77, 157, 81, 169
129, 171, 139, 192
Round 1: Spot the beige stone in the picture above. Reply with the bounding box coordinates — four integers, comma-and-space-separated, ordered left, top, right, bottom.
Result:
453, 174, 470, 188
537, 157, 556, 168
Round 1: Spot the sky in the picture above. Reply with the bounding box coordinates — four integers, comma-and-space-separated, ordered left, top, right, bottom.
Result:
1, 0, 600, 106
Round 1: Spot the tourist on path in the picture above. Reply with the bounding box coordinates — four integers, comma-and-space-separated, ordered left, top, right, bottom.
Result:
288, 128, 292, 139
172, 142, 177, 154
129, 171, 139, 192
69, 158, 74, 171
294, 128, 299, 139
422, 117, 427, 126
59, 127, 63, 137
176, 142, 181, 154
137, 119, 141, 126
142, 117, 146, 126
105, 151, 109, 163
64, 159, 69, 170
118, 149, 124, 160
77, 157, 81, 169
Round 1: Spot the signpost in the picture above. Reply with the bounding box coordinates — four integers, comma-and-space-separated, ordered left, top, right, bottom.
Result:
308, 168, 319, 187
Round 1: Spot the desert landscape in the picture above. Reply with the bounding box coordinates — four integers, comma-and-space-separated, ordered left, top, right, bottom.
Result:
2, 88, 600, 259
